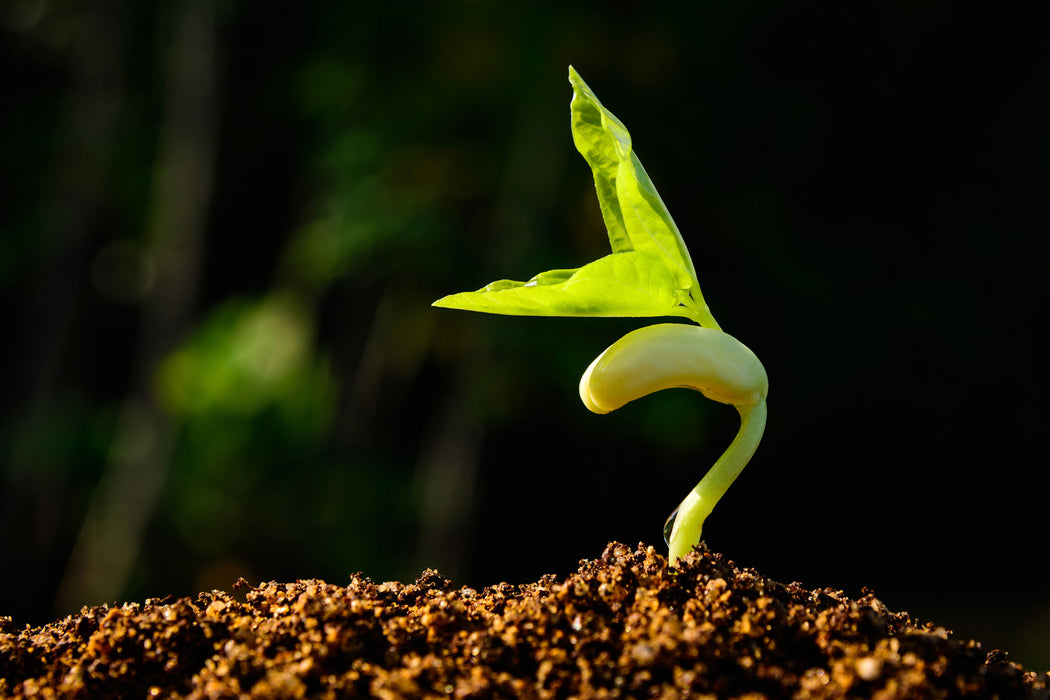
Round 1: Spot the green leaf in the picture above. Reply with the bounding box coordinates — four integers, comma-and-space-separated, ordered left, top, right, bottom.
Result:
433, 252, 695, 319
568, 67, 701, 298
433, 67, 719, 329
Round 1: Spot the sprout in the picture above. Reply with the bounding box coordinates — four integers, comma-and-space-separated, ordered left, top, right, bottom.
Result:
434, 67, 768, 566
579, 324, 767, 564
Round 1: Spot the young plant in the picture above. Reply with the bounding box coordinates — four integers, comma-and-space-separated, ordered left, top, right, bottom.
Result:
434, 67, 768, 566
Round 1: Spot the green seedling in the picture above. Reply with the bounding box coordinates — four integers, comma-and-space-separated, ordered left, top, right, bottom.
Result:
434, 67, 768, 566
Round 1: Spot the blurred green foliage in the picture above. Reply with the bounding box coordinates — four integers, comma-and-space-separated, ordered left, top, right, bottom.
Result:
2, 0, 1049, 672
156, 291, 329, 421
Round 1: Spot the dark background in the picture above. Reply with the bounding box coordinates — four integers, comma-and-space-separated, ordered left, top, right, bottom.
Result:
3, 0, 1048, 670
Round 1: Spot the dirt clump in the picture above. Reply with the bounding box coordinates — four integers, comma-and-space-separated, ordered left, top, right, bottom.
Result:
2, 542, 1047, 698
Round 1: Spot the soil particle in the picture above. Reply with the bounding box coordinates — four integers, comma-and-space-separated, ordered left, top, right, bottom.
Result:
2, 542, 1047, 698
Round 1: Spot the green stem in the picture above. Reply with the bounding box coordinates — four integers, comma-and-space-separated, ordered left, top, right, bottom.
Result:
677, 289, 721, 331
667, 398, 767, 565
691, 304, 721, 332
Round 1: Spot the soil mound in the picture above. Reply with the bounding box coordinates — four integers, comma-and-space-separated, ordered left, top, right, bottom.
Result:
3, 542, 1046, 698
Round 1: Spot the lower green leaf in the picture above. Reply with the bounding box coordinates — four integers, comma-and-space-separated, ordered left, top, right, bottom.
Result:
433, 252, 694, 319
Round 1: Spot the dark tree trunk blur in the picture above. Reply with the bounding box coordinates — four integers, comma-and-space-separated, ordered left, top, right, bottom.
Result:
56, 0, 220, 615
3, 0, 126, 622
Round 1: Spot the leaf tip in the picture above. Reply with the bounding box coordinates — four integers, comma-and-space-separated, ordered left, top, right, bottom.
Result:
431, 295, 455, 309
568, 65, 596, 101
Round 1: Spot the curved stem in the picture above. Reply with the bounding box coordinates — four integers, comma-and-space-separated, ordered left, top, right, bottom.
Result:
667, 398, 767, 565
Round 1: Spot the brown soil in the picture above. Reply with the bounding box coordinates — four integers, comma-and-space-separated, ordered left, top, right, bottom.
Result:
2, 542, 1047, 699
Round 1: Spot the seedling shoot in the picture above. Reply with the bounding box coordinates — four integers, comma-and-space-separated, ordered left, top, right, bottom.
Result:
434, 67, 768, 566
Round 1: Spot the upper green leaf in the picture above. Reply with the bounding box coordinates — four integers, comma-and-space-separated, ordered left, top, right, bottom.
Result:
433, 67, 719, 329
568, 67, 700, 291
